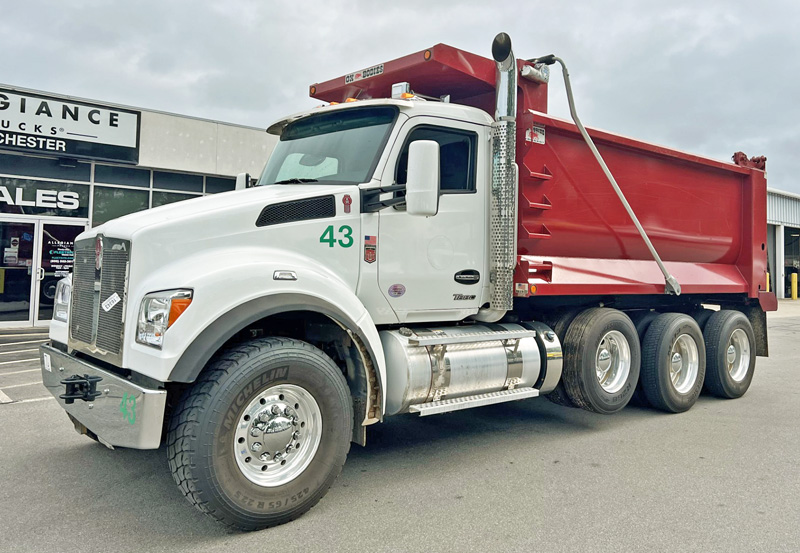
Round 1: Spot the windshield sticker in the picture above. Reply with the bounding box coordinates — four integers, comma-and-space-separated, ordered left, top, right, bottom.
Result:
344, 64, 384, 84
364, 235, 376, 264
388, 284, 405, 298
342, 194, 352, 214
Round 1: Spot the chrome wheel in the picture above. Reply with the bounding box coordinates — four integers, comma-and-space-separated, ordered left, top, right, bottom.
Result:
233, 384, 322, 487
727, 328, 751, 383
669, 334, 699, 394
595, 330, 631, 394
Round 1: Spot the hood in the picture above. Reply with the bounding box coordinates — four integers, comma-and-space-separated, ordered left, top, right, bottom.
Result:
80, 184, 356, 242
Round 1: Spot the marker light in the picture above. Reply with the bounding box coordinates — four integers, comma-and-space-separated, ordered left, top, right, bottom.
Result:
423, 49, 432, 61
345, 97, 358, 102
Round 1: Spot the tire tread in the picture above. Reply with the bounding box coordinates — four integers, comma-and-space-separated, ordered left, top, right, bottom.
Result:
167, 337, 351, 530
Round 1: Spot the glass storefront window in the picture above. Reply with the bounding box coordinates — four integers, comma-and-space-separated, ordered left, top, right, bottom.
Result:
0, 177, 89, 218
92, 185, 148, 227
0, 221, 35, 322
95, 164, 150, 188
153, 170, 203, 193
0, 152, 91, 182
206, 176, 235, 194
152, 191, 198, 208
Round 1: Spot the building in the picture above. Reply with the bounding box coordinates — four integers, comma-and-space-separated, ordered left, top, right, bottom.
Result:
767, 188, 800, 299
0, 84, 275, 327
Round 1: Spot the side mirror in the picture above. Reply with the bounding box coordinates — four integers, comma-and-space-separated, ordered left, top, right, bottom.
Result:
405, 140, 440, 216
235, 172, 252, 190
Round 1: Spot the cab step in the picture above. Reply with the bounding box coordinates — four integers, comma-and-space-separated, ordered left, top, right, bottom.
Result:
408, 387, 540, 416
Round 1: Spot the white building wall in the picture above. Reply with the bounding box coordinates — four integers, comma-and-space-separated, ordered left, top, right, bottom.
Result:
138, 111, 276, 177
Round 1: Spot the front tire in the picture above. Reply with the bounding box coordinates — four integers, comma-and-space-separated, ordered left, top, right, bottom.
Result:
167, 337, 352, 531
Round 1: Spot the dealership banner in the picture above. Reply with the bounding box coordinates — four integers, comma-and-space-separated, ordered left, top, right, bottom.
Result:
0, 88, 140, 164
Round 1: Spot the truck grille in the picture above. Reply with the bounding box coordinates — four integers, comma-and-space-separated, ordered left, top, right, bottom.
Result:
69, 235, 130, 365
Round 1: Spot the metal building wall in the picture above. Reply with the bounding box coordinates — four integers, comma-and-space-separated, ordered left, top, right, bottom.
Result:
767, 188, 800, 226
767, 189, 800, 299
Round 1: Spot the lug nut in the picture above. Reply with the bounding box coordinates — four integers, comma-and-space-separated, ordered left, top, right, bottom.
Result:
285, 445, 293, 453
251, 442, 262, 452
259, 452, 270, 462
271, 405, 282, 415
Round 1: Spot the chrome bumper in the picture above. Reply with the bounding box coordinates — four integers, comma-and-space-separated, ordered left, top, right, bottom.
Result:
40, 344, 166, 449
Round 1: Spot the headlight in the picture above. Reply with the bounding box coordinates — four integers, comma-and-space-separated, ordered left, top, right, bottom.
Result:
53, 276, 72, 323
136, 289, 193, 349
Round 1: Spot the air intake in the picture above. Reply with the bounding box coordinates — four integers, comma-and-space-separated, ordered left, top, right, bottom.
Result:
256, 195, 336, 227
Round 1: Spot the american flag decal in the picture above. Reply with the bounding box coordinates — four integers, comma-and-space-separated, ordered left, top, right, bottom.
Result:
364, 235, 377, 264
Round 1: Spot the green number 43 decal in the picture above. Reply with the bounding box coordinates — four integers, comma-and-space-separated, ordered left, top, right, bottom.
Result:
319, 225, 353, 248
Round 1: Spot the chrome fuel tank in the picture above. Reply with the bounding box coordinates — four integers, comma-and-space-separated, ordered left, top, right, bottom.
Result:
380, 324, 542, 416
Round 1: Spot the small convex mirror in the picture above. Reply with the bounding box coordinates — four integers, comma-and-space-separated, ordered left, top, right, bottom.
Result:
235, 172, 252, 190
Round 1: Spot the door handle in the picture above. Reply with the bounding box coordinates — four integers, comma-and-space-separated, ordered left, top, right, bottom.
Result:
37, 267, 45, 281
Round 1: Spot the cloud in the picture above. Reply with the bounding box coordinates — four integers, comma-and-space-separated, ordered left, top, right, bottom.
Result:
2, 0, 798, 191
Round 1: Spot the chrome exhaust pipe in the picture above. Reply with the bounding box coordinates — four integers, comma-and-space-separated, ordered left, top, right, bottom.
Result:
492, 32, 518, 122
477, 32, 518, 322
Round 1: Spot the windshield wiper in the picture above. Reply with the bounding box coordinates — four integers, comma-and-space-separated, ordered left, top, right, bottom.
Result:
273, 178, 319, 185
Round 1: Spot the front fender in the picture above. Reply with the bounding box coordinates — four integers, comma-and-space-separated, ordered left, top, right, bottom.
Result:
143, 248, 387, 419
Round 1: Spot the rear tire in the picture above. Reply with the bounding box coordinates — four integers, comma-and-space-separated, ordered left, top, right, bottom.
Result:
542, 309, 581, 408
628, 310, 659, 407
167, 337, 352, 531
561, 308, 640, 414
703, 310, 756, 399
641, 313, 706, 413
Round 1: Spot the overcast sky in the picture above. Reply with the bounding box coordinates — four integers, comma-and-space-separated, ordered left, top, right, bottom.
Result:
2, 0, 798, 192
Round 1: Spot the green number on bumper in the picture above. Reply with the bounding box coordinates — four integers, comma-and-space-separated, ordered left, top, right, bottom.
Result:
120, 393, 137, 425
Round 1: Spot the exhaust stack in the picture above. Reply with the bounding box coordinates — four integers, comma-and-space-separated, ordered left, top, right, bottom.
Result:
481, 33, 519, 321
492, 32, 518, 121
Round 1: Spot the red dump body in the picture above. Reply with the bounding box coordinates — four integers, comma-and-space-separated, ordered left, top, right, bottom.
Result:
312, 44, 775, 309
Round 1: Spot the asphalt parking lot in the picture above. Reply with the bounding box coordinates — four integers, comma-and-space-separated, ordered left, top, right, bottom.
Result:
2, 304, 799, 553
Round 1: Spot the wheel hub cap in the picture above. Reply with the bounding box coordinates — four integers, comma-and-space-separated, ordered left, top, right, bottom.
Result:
726, 344, 736, 365
595, 330, 631, 394
669, 334, 699, 395
727, 329, 751, 383
233, 384, 322, 487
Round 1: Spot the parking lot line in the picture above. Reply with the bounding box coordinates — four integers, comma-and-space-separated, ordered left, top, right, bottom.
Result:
0, 339, 47, 347
0, 389, 12, 404
1, 380, 43, 390
13, 396, 54, 404
1, 368, 40, 376
0, 348, 39, 356
0, 358, 39, 366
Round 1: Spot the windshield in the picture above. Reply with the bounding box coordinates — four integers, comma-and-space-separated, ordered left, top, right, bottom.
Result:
258, 106, 398, 186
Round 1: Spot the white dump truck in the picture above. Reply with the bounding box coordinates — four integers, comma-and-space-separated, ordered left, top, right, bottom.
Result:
40, 34, 774, 530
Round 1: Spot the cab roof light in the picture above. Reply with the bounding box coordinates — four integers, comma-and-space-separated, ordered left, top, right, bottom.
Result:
345, 97, 358, 102
391, 81, 449, 103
